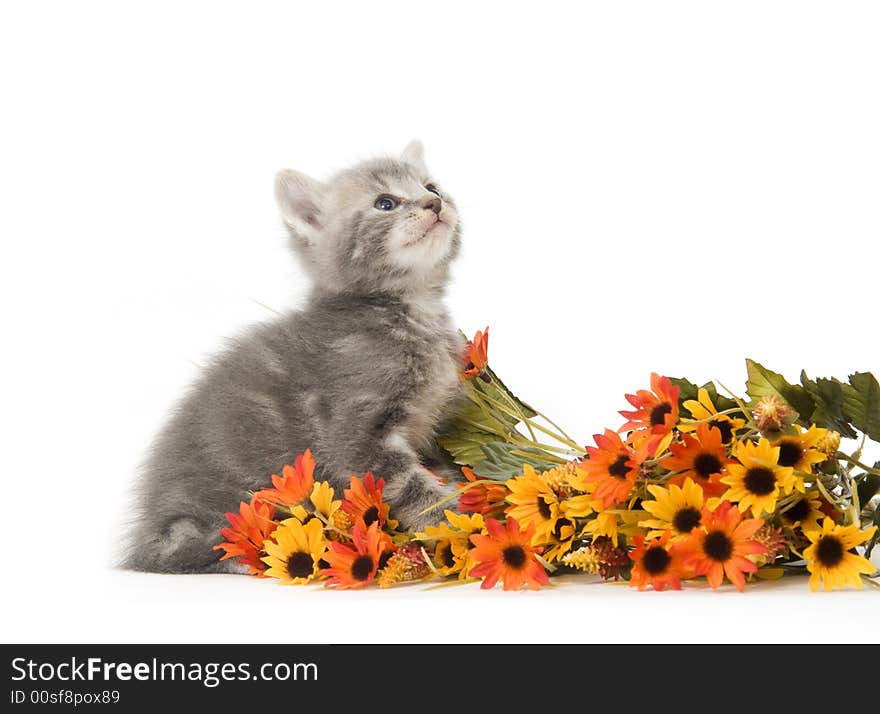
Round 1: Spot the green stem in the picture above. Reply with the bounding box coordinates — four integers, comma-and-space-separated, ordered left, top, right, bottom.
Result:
837, 452, 880, 477
532, 408, 581, 449
678, 407, 748, 426
471, 387, 583, 451
715, 381, 756, 423
509, 448, 567, 464
485, 381, 539, 442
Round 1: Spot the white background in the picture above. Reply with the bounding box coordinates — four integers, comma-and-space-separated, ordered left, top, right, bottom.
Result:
2, 1, 879, 644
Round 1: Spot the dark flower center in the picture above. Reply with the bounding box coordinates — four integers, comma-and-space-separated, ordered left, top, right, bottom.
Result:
672, 507, 702, 534
286, 551, 315, 579
362, 505, 380, 526
650, 402, 673, 427
702, 530, 733, 562
693, 452, 722, 478
816, 535, 844, 568
744, 467, 777, 496
536, 497, 552, 520
711, 419, 734, 443
552, 517, 573, 541
502, 545, 527, 569
642, 546, 672, 575
439, 543, 456, 568
378, 550, 393, 570
465, 361, 475, 372
782, 498, 810, 524
777, 440, 802, 468
351, 555, 374, 581
608, 454, 631, 479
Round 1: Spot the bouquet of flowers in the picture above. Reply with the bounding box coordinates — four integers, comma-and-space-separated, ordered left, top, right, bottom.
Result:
216, 328, 879, 592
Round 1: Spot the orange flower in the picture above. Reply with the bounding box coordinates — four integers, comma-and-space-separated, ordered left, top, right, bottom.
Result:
676, 501, 767, 592
629, 532, 686, 591
322, 521, 390, 589
576, 429, 641, 508
469, 517, 549, 591
253, 449, 316, 508
619, 373, 680, 438
462, 326, 489, 380
342, 472, 390, 527
457, 466, 508, 516
214, 497, 278, 576
665, 424, 731, 498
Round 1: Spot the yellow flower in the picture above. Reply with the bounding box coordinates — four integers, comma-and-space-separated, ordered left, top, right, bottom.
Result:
561, 493, 594, 518
443, 510, 485, 534
310, 481, 341, 521
562, 546, 602, 574
505, 464, 562, 541
415, 510, 484, 578
432, 538, 466, 576
815, 430, 841, 457
681, 388, 746, 444
772, 425, 828, 474
719, 438, 802, 516
415, 510, 483, 540
779, 491, 825, 532
639, 478, 705, 540
582, 508, 642, 547
583, 511, 619, 545
261, 517, 327, 585
803, 518, 877, 591
542, 516, 581, 562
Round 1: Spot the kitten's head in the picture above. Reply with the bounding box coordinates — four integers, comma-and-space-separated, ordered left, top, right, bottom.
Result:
274, 141, 461, 295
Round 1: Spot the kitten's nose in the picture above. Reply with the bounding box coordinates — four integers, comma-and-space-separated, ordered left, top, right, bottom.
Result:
420, 195, 442, 215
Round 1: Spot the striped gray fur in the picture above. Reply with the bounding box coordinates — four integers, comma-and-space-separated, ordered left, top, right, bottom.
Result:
123, 142, 467, 573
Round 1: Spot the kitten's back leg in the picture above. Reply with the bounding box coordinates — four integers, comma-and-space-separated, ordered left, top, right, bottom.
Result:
122, 515, 242, 574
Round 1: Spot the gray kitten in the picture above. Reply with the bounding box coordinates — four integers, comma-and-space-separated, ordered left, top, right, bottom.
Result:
124, 141, 466, 574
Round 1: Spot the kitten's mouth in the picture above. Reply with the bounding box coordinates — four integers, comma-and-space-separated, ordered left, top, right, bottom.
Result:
406, 217, 447, 247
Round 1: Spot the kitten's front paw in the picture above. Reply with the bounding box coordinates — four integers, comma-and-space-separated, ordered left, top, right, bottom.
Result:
389, 471, 459, 532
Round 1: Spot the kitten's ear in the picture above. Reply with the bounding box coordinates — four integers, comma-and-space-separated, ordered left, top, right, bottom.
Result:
401, 140, 428, 175
274, 169, 326, 243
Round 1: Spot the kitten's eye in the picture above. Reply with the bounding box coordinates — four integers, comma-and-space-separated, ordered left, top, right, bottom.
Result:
425, 183, 441, 196
374, 195, 399, 211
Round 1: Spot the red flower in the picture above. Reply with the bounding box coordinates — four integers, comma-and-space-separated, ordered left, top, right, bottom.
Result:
619, 373, 680, 438
469, 517, 549, 591
576, 429, 641, 508
253, 449, 316, 507
457, 466, 508, 516
322, 521, 390, 589
214, 497, 278, 576
342, 472, 391, 528
675, 501, 767, 592
664, 424, 731, 498
629, 532, 686, 591
463, 327, 489, 380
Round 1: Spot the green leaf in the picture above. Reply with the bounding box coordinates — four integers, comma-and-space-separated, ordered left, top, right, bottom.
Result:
473, 364, 537, 420
745, 359, 815, 419
800, 374, 858, 438
471, 442, 559, 480
437, 428, 495, 466
841, 372, 880, 442
698, 382, 739, 413
866, 502, 880, 558
856, 465, 880, 510
669, 376, 700, 405
437, 397, 516, 467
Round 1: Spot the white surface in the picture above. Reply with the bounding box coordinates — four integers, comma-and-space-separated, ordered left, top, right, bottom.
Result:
2, 1, 879, 644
